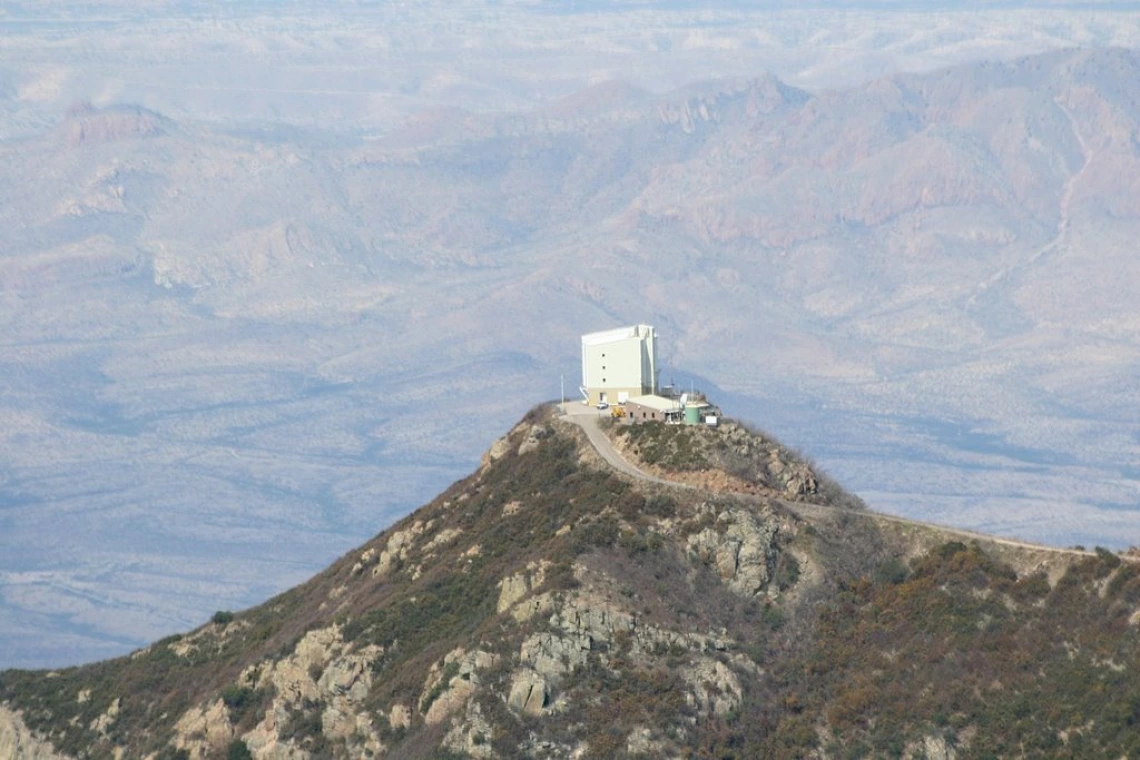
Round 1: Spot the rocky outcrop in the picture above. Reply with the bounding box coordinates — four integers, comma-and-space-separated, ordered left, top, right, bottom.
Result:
171, 618, 251, 660
683, 658, 743, 718
481, 420, 554, 468
443, 701, 496, 758
0, 707, 67, 760
423, 527, 463, 555
509, 591, 555, 623
519, 630, 591, 679
232, 624, 383, 758
502, 572, 744, 724
506, 627, 590, 716
256, 625, 343, 704
498, 574, 530, 613
482, 435, 512, 469
388, 704, 411, 731
350, 547, 376, 576
89, 698, 120, 736
420, 649, 498, 726
496, 561, 549, 613
713, 423, 819, 497
904, 735, 958, 760
517, 424, 553, 456
766, 450, 818, 497
60, 102, 168, 148
548, 593, 636, 647
687, 504, 780, 596
543, 584, 733, 661
174, 699, 234, 758
626, 726, 670, 756
614, 421, 821, 500
655, 75, 808, 135
372, 520, 429, 579
507, 670, 549, 717
317, 651, 383, 749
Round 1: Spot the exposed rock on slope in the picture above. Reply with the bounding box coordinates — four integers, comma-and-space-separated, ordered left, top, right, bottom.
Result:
2, 405, 1139, 758
688, 502, 782, 596
0, 707, 63, 760
611, 418, 848, 504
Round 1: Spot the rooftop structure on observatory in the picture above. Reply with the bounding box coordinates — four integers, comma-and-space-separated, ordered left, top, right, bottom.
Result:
580, 324, 657, 406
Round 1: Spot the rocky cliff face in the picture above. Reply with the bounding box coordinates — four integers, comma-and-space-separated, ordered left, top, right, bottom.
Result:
2, 405, 1139, 758
58, 102, 169, 148
0, 707, 63, 760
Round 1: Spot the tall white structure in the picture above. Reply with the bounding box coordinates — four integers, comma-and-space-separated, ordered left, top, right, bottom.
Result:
580, 324, 657, 406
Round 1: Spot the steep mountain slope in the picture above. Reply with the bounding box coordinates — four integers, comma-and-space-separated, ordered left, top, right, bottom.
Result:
2, 406, 1138, 759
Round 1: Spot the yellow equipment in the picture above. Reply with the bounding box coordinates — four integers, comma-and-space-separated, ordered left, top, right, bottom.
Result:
610, 406, 626, 418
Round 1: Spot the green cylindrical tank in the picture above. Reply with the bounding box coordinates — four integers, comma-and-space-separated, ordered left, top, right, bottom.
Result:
684, 405, 700, 425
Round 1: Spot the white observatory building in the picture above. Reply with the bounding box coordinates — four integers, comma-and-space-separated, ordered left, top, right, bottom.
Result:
580, 324, 658, 406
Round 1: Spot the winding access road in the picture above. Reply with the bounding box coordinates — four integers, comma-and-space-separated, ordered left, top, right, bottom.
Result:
567, 409, 680, 487
559, 404, 1101, 560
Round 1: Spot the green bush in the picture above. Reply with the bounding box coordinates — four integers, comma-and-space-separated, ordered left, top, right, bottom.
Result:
1095, 546, 1122, 568
220, 685, 266, 725
775, 552, 801, 591
226, 740, 254, 760
619, 424, 712, 471
644, 494, 676, 518
874, 558, 908, 585
154, 749, 191, 760
1010, 572, 1050, 603
618, 528, 663, 554
279, 699, 324, 743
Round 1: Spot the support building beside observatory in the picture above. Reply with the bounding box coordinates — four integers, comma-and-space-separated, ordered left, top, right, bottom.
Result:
578, 324, 718, 425
580, 324, 657, 407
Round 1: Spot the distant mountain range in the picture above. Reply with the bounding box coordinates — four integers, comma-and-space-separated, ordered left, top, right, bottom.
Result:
1, 47, 1139, 669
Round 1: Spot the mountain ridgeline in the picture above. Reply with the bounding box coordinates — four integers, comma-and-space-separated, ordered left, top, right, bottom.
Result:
3, 406, 1140, 759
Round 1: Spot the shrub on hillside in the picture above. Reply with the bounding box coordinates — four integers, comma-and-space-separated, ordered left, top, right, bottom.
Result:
226, 740, 253, 760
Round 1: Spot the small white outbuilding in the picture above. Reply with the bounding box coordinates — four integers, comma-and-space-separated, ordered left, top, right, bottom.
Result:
580, 324, 657, 406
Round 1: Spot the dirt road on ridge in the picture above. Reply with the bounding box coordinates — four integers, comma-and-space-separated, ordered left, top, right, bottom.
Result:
559, 406, 1100, 560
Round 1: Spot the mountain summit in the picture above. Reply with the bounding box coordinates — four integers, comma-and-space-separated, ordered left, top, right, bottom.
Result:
57, 102, 171, 149
2, 405, 1140, 759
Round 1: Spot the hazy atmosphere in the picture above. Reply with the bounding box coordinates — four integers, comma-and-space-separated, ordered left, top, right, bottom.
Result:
2, 0, 1140, 668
